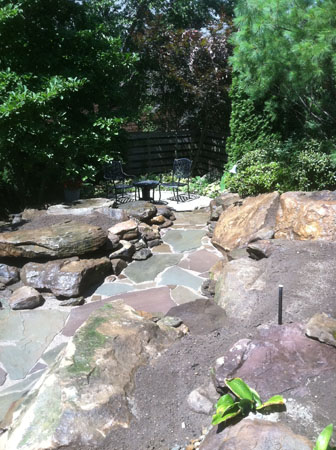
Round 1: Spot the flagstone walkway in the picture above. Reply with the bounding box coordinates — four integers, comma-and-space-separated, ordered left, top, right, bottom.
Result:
0, 208, 222, 427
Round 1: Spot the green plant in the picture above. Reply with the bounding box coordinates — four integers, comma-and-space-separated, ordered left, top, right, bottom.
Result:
212, 377, 285, 426
314, 424, 334, 450
180, 174, 223, 198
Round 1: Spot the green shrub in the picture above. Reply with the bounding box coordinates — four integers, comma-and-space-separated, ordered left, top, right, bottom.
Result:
224, 138, 336, 197
293, 146, 336, 191
224, 161, 283, 197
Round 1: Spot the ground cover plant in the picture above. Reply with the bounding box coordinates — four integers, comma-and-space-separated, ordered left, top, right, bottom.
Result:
212, 377, 285, 426
314, 424, 334, 450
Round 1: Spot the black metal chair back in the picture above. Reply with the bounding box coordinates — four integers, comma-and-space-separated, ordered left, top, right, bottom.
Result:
159, 158, 192, 202
103, 161, 134, 203
173, 158, 192, 181
103, 161, 125, 182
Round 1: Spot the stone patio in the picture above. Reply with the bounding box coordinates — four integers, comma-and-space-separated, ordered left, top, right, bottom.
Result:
0, 200, 223, 427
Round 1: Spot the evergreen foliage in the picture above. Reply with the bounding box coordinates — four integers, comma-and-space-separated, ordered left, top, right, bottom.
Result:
231, 0, 336, 138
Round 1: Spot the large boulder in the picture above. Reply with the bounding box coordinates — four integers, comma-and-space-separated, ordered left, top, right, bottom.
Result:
119, 201, 157, 222
214, 257, 266, 322
0, 222, 107, 258
275, 191, 336, 240
213, 323, 336, 440
200, 418, 313, 450
4, 301, 180, 450
214, 239, 336, 327
47, 198, 116, 216
21, 257, 111, 297
212, 192, 279, 253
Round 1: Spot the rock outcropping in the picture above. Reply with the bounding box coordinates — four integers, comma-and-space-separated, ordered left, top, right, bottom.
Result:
212, 192, 279, 253
275, 190, 336, 240
0, 222, 107, 259
21, 257, 112, 297
4, 301, 180, 450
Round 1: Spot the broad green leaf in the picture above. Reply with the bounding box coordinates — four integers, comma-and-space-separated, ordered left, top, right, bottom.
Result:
238, 398, 254, 416
212, 403, 241, 426
250, 387, 262, 408
216, 394, 235, 414
314, 424, 333, 450
225, 378, 254, 402
257, 395, 285, 410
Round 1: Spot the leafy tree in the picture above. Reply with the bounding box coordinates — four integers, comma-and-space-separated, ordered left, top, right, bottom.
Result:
0, 0, 136, 210
135, 16, 232, 131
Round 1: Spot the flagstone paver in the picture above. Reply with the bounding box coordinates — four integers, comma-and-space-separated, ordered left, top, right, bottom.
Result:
170, 286, 206, 305
94, 282, 136, 296
178, 248, 221, 273
62, 287, 175, 337
158, 266, 204, 292
123, 254, 182, 283
162, 229, 207, 253
0, 309, 68, 380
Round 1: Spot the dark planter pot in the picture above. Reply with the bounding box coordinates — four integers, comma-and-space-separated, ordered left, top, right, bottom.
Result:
64, 188, 80, 203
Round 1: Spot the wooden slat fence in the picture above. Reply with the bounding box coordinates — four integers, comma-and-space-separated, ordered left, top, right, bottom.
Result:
125, 130, 226, 175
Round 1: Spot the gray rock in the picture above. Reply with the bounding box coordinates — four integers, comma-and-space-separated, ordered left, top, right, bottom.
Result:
59, 297, 85, 307
134, 239, 147, 251
187, 386, 215, 415
200, 418, 313, 450
132, 248, 152, 261
109, 240, 135, 261
147, 238, 162, 248
0, 222, 107, 259
21, 257, 112, 298
138, 223, 161, 242
306, 312, 336, 347
201, 279, 216, 298
209, 192, 241, 221
159, 219, 173, 229
111, 258, 128, 275
4, 301, 180, 450
214, 257, 265, 322
248, 226, 275, 243
247, 239, 273, 260
0, 263, 20, 285
122, 229, 139, 240
156, 206, 176, 221
106, 233, 121, 250
227, 247, 249, 260
158, 316, 183, 328
9, 286, 44, 310
119, 201, 157, 222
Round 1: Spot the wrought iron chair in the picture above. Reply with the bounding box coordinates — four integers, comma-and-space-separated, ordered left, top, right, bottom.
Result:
103, 161, 135, 203
159, 158, 192, 202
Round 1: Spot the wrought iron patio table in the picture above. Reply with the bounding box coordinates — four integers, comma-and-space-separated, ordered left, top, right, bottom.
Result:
133, 180, 159, 202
